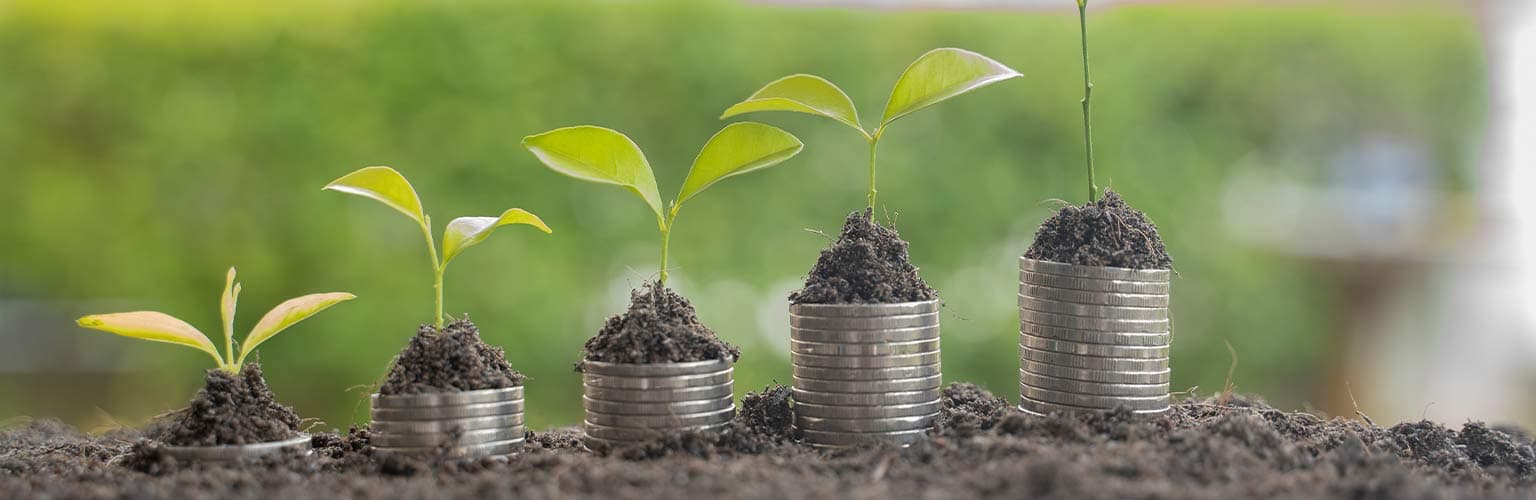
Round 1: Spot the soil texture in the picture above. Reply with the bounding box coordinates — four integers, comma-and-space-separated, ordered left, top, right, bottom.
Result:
791, 209, 938, 304
149, 363, 301, 446
1025, 189, 1174, 269
580, 281, 740, 366
379, 318, 524, 395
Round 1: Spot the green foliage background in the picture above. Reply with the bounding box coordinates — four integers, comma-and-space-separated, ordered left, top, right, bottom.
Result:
0, 1, 1484, 430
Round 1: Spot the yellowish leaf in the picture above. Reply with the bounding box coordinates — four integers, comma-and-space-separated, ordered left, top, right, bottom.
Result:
720, 74, 863, 133
880, 48, 1022, 128
677, 122, 804, 205
323, 166, 427, 227
522, 126, 665, 229
237, 292, 355, 365
76, 311, 224, 366
442, 208, 552, 266
219, 267, 239, 364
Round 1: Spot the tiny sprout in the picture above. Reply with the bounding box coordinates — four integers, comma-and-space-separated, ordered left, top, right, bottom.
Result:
522, 122, 803, 285
324, 166, 552, 328
75, 268, 354, 373
722, 47, 1021, 209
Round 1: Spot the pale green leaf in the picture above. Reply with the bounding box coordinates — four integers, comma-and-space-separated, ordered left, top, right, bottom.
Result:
219, 267, 239, 364
720, 74, 864, 133
522, 126, 665, 228
677, 122, 804, 205
76, 311, 224, 365
879, 48, 1022, 128
322, 166, 427, 227
441, 208, 552, 266
237, 292, 355, 365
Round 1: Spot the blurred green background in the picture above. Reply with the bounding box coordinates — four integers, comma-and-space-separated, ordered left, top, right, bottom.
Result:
0, 0, 1489, 431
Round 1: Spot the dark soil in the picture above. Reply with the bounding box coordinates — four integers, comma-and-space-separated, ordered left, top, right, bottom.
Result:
4, 384, 1534, 499
580, 281, 740, 366
791, 209, 938, 304
1025, 189, 1174, 269
379, 318, 524, 395
149, 363, 301, 446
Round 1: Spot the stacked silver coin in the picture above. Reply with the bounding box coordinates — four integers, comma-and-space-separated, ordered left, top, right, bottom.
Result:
370, 386, 526, 458
789, 300, 942, 447
161, 434, 312, 462
1018, 258, 1172, 415
581, 358, 735, 448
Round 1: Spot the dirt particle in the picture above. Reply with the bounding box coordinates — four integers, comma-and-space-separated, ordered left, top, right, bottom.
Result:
1025, 189, 1173, 269
792, 210, 938, 304
932, 383, 1010, 438
380, 318, 524, 395
152, 363, 300, 446
580, 281, 739, 365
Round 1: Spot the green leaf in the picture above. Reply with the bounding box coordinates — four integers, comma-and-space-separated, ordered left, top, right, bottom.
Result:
322, 166, 427, 228
677, 122, 804, 205
441, 208, 552, 266
522, 126, 665, 229
237, 292, 355, 366
720, 74, 864, 133
76, 311, 224, 366
219, 267, 240, 364
879, 48, 1022, 128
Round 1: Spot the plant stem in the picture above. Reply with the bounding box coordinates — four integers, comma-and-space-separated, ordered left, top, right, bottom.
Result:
419, 215, 444, 329
866, 137, 879, 210
659, 205, 680, 285
1078, 0, 1098, 203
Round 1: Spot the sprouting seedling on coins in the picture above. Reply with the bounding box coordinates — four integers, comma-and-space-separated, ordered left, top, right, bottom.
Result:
522, 122, 803, 284
324, 166, 552, 329
721, 47, 1021, 209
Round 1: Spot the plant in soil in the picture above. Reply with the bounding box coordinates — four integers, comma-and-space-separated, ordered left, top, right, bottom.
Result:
522, 122, 803, 363
74, 267, 354, 445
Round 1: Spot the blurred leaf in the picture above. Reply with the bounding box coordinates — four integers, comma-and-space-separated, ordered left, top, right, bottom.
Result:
442, 208, 552, 266
720, 74, 864, 133
880, 48, 1021, 128
219, 267, 240, 363
677, 122, 804, 205
323, 166, 427, 228
523, 126, 665, 229
238, 292, 356, 365
75, 312, 223, 366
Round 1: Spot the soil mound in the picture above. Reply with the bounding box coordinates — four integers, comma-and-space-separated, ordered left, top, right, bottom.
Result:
380, 318, 524, 395
1025, 190, 1173, 269
932, 382, 1011, 438
791, 209, 937, 304
580, 281, 739, 365
152, 363, 301, 446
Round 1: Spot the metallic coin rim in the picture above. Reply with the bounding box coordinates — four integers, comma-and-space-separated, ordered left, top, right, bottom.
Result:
790, 300, 941, 317
792, 373, 942, 393
582, 368, 732, 390
1020, 321, 1171, 346
584, 406, 735, 428
789, 338, 940, 357
790, 324, 940, 343
160, 434, 312, 461
1018, 396, 1170, 416
371, 426, 526, 447
1019, 371, 1169, 397
1018, 334, 1170, 359
583, 421, 728, 441
581, 358, 733, 377
794, 412, 938, 433
789, 313, 940, 330
792, 363, 941, 381
1019, 257, 1171, 282
791, 387, 941, 406
792, 351, 942, 369
1020, 346, 1169, 371
370, 386, 524, 408
1020, 384, 1171, 410
371, 399, 525, 421
1018, 283, 1169, 307
792, 399, 943, 419
1019, 361, 1172, 384
581, 395, 734, 415
1019, 270, 1171, 294
1018, 295, 1169, 320
373, 437, 526, 457
369, 413, 524, 433
582, 383, 733, 403
1020, 310, 1170, 333
797, 427, 930, 446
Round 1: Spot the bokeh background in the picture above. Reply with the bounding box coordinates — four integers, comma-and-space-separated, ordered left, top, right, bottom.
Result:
3, 0, 1533, 432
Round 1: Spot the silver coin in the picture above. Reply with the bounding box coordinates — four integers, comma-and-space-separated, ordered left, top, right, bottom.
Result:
584, 421, 728, 442
371, 426, 525, 447
792, 351, 941, 369
1018, 283, 1168, 308
1020, 309, 1169, 333
160, 434, 311, 462
790, 338, 940, 357
584, 406, 735, 428
1018, 395, 1169, 416
373, 438, 525, 458
582, 368, 732, 390
1018, 295, 1168, 321
581, 395, 733, 415
797, 427, 929, 447
795, 412, 937, 433
371, 386, 524, 408
1019, 270, 1171, 295
1020, 371, 1168, 397
793, 400, 943, 419
792, 374, 942, 393
791, 387, 940, 406
1020, 362, 1171, 384
370, 413, 524, 434
1019, 334, 1169, 359
790, 300, 940, 317
1019, 258, 1171, 282
1020, 321, 1170, 346
1020, 346, 1168, 371
371, 399, 525, 421
792, 363, 941, 381
582, 358, 732, 377
791, 324, 941, 343
583, 383, 733, 403
789, 312, 939, 330
1020, 385, 1170, 411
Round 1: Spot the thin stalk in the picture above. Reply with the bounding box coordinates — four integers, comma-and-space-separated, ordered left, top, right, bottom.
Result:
419, 215, 444, 329
659, 205, 680, 285
866, 138, 880, 210
1078, 0, 1098, 203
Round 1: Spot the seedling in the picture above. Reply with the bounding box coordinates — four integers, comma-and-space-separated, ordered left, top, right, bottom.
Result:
75, 268, 354, 373
522, 122, 803, 284
324, 166, 552, 329
1076, 0, 1099, 202
721, 47, 1021, 209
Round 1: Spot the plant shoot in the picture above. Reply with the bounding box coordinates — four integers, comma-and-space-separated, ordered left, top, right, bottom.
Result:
1077, 0, 1098, 202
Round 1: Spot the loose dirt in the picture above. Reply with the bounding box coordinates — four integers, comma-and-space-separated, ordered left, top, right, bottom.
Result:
792, 209, 938, 304
1025, 190, 1174, 269
580, 281, 740, 366
379, 318, 524, 395
149, 363, 301, 446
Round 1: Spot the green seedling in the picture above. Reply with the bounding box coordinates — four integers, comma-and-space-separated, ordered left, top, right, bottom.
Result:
324, 166, 552, 329
75, 268, 354, 373
1076, 0, 1099, 202
721, 47, 1021, 209
522, 122, 803, 285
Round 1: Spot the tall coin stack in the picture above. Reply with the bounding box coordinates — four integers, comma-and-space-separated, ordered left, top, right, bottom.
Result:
1017, 258, 1172, 415
790, 300, 942, 447
370, 386, 527, 458
581, 358, 735, 449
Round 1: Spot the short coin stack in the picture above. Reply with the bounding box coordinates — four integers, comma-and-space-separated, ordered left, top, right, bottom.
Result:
581, 358, 735, 449
370, 386, 526, 458
1017, 258, 1172, 415
790, 300, 942, 447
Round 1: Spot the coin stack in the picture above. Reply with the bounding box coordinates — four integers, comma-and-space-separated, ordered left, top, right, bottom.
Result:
581, 358, 735, 448
161, 434, 313, 462
1017, 258, 1172, 415
370, 386, 527, 458
789, 300, 942, 447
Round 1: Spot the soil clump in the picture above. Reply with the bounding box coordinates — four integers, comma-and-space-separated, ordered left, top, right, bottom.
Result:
580, 281, 739, 366
379, 318, 524, 395
1025, 190, 1173, 269
792, 209, 937, 304
150, 363, 301, 446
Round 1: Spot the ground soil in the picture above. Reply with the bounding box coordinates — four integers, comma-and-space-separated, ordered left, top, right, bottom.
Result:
580, 281, 740, 366
1025, 189, 1174, 269
148, 363, 301, 446
379, 318, 524, 395
3, 384, 1533, 499
791, 209, 938, 304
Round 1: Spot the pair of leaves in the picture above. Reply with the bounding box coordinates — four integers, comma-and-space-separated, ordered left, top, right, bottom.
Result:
720, 48, 1021, 137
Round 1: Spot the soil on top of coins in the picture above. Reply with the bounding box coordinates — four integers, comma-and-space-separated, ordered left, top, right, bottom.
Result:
5, 383, 1534, 499
580, 281, 740, 366
791, 209, 938, 304
379, 318, 524, 395
147, 363, 301, 446
1025, 189, 1174, 270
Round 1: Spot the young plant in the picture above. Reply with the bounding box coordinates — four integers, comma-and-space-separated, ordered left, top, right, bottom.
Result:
522, 122, 803, 285
324, 166, 552, 329
1076, 0, 1099, 202
721, 47, 1021, 209
75, 268, 354, 373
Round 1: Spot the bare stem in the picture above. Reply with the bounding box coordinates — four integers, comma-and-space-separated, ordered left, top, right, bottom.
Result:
1078, 0, 1098, 203
866, 137, 879, 210
420, 215, 444, 329
659, 205, 680, 286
